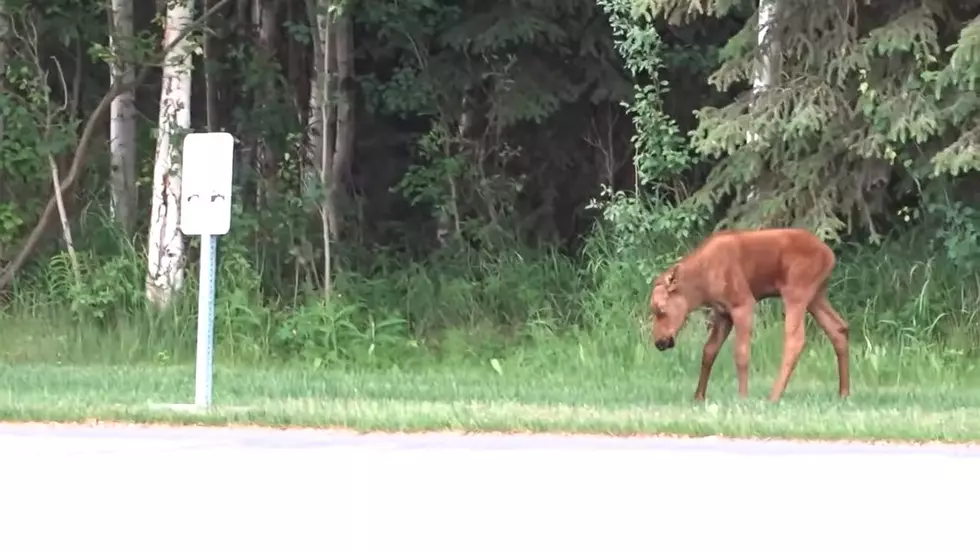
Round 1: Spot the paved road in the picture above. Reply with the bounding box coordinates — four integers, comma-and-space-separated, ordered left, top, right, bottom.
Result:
0, 423, 977, 551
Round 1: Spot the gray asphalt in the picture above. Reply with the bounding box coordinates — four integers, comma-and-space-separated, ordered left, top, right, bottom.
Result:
0, 423, 976, 550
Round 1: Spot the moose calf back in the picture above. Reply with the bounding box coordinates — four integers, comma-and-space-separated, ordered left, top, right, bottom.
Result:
687, 228, 836, 301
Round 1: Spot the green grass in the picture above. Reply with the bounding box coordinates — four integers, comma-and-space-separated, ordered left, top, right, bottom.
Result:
5, 219, 980, 443
3, 312, 980, 443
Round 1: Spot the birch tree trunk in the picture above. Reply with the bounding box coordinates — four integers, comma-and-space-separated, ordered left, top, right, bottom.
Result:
744, 0, 777, 203
145, 0, 195, 308
306, 0, 335, 298
753, 0, 777, 95
109, 0, 138, 235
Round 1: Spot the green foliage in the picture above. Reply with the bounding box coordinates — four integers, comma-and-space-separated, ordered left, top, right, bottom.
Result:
924, 194, 980, 272
638, 0, 980, 246
358, 0, 636, 249
929, 16, 980, 178
601, 0, 692, 190
585, 0, 703, 282
0, 201, 26, 252
0, 0, 109, 251
393, 125, 468, 225
273, 299, 411, 368
362, 0, 624, 125
0, 88, 45, 184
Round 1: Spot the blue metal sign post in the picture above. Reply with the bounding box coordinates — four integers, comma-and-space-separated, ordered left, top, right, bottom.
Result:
179, 132, 235, 409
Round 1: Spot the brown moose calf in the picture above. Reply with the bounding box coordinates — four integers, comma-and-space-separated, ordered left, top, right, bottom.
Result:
649, 228, 849, 403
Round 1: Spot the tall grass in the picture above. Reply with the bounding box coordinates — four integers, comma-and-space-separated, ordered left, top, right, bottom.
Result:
2, 209, 979, 395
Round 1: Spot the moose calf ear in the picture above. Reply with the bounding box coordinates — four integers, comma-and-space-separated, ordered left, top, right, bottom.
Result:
665, 266, 678, 290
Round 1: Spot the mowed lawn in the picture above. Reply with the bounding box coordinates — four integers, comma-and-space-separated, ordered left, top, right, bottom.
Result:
2, 337, 980, 442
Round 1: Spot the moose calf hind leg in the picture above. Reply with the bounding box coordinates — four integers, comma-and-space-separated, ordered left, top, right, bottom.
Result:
769, 302, 808, 402
807, 295, 850, 398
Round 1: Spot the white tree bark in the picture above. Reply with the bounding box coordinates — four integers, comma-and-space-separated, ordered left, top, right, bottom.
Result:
146, 0, 195, 308
753, 0, 776, 93
745, 0, 777, 202
109, 0, 137, 234
307, 0, 335, 298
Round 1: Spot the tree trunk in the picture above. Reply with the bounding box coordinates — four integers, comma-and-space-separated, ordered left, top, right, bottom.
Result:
145, 0, 195, 309
744, 0, 777, 202
0, 0, 9, 148
753, 0, 777, 94
109, 0, 138, 235
307, 0, 336, 298
252, 0, 280, 207
331, 8, 353, 240
203, 0, 218, 131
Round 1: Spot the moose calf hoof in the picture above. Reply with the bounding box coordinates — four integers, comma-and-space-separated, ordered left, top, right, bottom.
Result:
693, 393, 706, 402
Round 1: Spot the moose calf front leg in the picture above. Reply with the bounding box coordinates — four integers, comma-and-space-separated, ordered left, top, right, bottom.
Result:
730, 306, 754, 399
695, 312, 733, 401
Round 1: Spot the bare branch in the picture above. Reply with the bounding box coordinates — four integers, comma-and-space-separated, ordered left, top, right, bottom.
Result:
49, 56, 69, 113
48, 152, 80, 285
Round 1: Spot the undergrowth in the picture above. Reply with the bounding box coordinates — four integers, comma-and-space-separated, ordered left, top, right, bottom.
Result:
2, 195, 979, 396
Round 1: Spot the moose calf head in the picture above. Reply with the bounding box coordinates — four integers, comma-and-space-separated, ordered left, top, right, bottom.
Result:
649, 266, 692, 351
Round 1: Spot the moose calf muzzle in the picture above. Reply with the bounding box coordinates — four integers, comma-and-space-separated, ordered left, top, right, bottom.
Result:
654, 337, 675, 351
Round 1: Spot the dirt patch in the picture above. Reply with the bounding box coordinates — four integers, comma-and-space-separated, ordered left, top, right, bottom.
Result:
2, 419, 978, 448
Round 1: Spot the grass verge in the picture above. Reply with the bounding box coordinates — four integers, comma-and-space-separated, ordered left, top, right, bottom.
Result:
3, 322, 980, 443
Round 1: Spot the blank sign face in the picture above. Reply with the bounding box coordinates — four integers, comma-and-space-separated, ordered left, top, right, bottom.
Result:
180, 132, 235, 236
